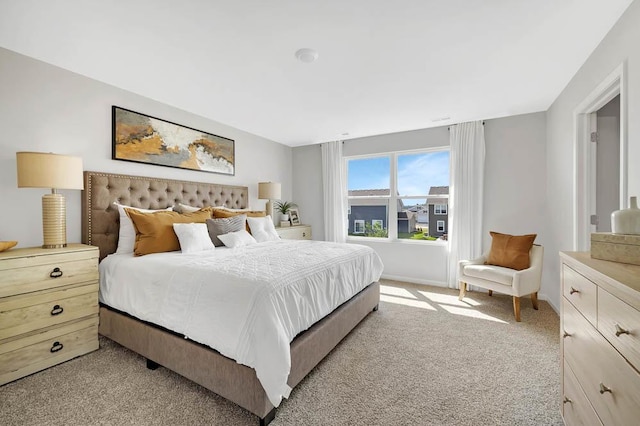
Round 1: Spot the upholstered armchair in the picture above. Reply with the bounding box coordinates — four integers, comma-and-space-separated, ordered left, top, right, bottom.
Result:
458, 245, 544, 322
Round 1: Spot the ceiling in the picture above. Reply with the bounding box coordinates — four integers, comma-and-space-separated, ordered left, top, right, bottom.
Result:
0, 0, 633, 146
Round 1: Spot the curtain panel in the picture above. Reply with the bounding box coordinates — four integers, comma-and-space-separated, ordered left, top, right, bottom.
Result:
448, 121, 485, 288
321, 141, 347, 243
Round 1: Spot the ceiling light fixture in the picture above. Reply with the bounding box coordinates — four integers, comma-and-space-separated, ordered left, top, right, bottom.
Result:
295, 48, 318, 63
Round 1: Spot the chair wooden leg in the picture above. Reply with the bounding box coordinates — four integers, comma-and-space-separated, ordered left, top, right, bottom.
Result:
488, 290, 493, 296
513, 297, 521, 322
458, 282, 467, 301
531, 292, 539, 310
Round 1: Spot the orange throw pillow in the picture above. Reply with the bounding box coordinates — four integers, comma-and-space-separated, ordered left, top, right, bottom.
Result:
212, 208, 266, 233
126, 208, 212, 256
486, 232, 537, 271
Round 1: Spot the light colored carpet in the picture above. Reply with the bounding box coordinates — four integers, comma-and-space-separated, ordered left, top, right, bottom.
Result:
0, 280, 562, 425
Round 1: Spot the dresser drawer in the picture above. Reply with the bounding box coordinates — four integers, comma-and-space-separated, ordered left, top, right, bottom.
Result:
0, 283, 99, 341
598, 287, 640, 369
563, 360, 602, 426
0, 257, 98, 298
0, 317, 98, 386
563, 298, 640, 426
563, 265, 597, 326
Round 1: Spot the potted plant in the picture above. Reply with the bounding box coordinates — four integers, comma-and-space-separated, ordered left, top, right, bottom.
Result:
274, 200, 297, 222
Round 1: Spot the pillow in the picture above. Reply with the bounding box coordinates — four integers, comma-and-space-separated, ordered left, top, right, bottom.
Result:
114, 202, 172, 254
172, 203, 202, 214
246, 216, 280, 243
206, 214, 247, 247
217, 229, 257, 248
125, 208, 212, 256
485, 232, 537, 271
212, 209, 266, 233
173, 223, 215, 254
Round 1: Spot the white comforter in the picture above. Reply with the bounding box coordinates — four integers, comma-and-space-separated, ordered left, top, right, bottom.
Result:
99, 240, 383, 406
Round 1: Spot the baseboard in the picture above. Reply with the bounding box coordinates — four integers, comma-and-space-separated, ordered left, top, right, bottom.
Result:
380, 274, 448, 288
538, 292, 559, 314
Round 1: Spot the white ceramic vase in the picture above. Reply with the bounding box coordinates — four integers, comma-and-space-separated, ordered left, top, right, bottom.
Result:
611, 196, 640, 235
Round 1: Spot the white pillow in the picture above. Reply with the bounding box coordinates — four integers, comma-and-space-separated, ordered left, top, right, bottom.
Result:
217, 229, 257, 248
246, 215, 280, 243
114, 202, 172, 254
172, 223, 215, 254
173, 203, 202, 213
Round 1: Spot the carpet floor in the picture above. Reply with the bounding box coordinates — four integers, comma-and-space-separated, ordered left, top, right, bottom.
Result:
0, 280, 562, 425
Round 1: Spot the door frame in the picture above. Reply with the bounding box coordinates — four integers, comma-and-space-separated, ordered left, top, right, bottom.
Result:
573, 62, 627, 250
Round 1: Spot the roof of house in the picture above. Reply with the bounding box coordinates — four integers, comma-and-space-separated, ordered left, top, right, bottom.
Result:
427, 186, 449, 205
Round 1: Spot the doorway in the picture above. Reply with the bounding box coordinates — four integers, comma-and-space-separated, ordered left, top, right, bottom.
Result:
573, 63, 627, 250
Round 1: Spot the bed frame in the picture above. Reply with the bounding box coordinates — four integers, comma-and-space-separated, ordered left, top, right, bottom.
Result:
81, 171, 380, 425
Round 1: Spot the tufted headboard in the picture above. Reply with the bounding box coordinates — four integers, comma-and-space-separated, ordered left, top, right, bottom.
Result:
81, 171, 249, 261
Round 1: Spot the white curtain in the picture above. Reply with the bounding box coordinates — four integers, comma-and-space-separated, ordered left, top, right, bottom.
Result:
321, 141, 347, 243
448, 121, 485, 288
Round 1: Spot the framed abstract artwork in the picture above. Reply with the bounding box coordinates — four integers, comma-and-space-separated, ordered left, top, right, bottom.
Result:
112, 106, 235, 175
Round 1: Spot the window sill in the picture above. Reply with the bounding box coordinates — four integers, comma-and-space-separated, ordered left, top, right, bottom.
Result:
347, 236, 448, 246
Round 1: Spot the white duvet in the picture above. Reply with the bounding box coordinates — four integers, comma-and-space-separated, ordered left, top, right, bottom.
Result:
99, 240, 383, 407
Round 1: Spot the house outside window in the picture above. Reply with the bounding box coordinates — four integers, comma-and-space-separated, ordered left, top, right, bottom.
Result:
427, 187, 449, 238
346, 149, 449, 241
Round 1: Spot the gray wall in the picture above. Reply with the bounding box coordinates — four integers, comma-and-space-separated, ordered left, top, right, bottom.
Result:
596, 95, 620, 232
292, 112, 548, 294
0, 47, 292, 249
546, 0, 640, 311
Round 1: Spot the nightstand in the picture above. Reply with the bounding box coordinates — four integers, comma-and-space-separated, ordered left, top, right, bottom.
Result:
0, 244, 99, 385
276, 225, 312, 240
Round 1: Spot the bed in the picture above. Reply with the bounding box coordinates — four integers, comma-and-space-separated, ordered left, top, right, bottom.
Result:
81, 171, 382, 425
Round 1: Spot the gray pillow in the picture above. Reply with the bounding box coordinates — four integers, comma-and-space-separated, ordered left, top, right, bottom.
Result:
206, 214, 247, 247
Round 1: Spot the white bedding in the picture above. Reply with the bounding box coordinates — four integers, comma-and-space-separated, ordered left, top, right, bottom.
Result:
99, 239, 383, 407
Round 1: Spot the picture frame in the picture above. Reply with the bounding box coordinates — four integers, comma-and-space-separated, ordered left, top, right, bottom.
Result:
112, 106, 235, 176
289, 208, 301, 226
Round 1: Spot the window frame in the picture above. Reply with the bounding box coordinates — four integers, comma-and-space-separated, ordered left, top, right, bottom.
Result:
372, 219, 384, 229
346, 147, 449, 243
435, 204, 448, 215
437, 220, 445, 233
354, 219, 365, 234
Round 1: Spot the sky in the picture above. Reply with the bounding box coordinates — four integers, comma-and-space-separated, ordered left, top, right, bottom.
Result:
347, 151, 450, 198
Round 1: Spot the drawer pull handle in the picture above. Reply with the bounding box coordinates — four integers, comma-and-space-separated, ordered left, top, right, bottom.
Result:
50, 305, 64, 316
50, 341, 64, 353
562, 331, 571, 338
615, 324, 630, 337
563, 397, 572, 404
569, 287, 579, 295
599, 383, 612, 394
49, 267, 63, 278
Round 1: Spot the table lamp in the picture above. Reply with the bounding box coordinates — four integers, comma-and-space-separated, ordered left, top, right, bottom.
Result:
16, 152, 84, 248
258, 182, 281, 219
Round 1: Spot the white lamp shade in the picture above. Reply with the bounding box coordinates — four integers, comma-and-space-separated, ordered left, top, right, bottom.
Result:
17, 152, 84, 190
258, 182, 281, 200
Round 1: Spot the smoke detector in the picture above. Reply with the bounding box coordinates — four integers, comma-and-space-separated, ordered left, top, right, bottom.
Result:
295, 48, 319, 63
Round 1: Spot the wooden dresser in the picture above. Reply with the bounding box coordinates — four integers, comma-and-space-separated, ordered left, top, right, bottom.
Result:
0, 244, 99, 385
560, 252, 640, 425
276, 225, 312, 240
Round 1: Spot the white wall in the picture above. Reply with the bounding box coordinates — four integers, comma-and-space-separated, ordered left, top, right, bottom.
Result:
292, 112, 548, 292
0, 47, 292, 249
546, 0, 640, 311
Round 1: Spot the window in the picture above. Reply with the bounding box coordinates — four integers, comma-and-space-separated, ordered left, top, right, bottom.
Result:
347, 149, 449, 241
435, 204, 447, 215
437, 220, 445, 233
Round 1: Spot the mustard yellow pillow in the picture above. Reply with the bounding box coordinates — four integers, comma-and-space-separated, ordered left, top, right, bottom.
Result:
126, 208, 213, 256
485, 232, 537, 271
212, 208, 266, 232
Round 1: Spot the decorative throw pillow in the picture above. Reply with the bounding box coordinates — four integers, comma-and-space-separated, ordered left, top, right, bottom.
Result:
217, 229, 257, 248
173, 223, 215, 254
246, 216, 280, 243
125, 208, 212, 256
212, 208, 266, 233
485, 231, 537, 271
114, 202, 172, 254
206, 214, 247, 247
172, 203, 202, 214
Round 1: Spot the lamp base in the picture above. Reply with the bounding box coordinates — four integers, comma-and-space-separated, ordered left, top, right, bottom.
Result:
42, 193, 67, 249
